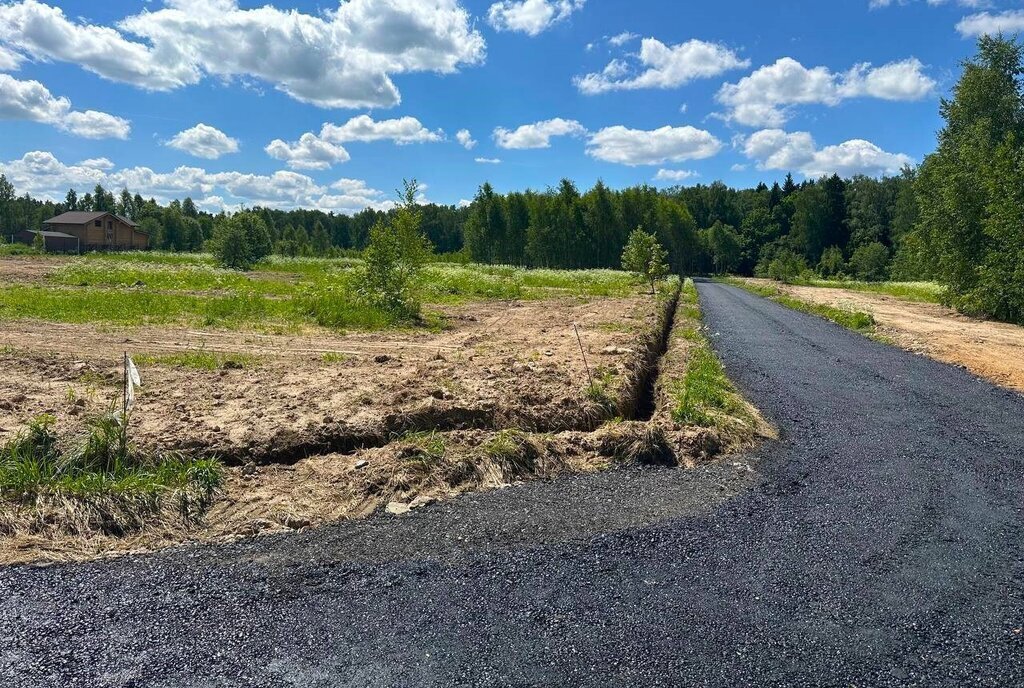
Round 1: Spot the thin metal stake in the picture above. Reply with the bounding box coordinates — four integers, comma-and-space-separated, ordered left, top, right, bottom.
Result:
573, 323, 594, 388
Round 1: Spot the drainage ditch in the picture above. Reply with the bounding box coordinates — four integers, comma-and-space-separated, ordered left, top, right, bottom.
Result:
201, 282, 683, 467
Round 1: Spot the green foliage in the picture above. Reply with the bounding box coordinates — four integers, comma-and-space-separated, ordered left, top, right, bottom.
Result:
848, 241, 890, 281
818, 246, 846, 278
763, 249, 808, 283
31, 231, 45, 253
0, 413, 222, 507
356, 180, 432, 318
134, 351, 260, 370
671, 344, 745, 428
909, 36, 1024, 323
621, 228, 670, 292
209, 212, 273, 270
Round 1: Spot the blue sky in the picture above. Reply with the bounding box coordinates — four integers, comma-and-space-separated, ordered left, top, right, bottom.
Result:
0, 0, 1020, 213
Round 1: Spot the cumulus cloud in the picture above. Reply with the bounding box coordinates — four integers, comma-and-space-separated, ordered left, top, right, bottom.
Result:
576, 38, 749, 94
717, 57, 935, 127
166, 123, 239, 159
493, 118, 587, 149
956, 10, 1024, 36
0, 0, 485, 109
0, 73, 130, 138
586, 125, 722, 165
475, 157, 502, 164
487, 0, 585, 36
266, 115, 443, 169
653, 169, 699, 182
456, 129, 477, 149
0, 150, 398, 214
320, 115, 443, 145
741, 129, 913, 177
78, 158, 116, 171
265, 134, 351, 171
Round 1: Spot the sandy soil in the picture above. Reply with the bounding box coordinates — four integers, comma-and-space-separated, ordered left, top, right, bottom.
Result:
749, 279, 1024, 394
0, 296, 653, 454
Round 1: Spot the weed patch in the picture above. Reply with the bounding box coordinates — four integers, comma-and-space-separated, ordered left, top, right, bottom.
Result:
0, 414, 222, 535
135, 351, 260, 370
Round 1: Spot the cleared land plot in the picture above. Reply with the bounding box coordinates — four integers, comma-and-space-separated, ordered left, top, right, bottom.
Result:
740, 278, 1024, 394
0, 256, 768, 563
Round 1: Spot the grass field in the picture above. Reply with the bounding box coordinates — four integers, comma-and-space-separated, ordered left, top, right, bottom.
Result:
0, 252, 641, 332
798, 278, 944, 304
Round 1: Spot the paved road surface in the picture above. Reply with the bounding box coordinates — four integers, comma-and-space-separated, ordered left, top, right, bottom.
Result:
3, 282, 1023, 687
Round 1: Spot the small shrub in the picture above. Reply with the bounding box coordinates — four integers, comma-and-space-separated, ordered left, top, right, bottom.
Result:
356, 180, 432, 318
621, 228, 670, 294
849, 242, 891, 282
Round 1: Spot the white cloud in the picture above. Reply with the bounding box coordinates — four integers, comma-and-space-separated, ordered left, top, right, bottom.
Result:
575, 38, 749, 94
265, 133, 351, 170
0, 0, 485, 109
0, 73, 130, 138
457, 198, 472, 207
487, 0, 585, 36
494, 118, 587, 149
321, 115, 443, 145
456, 129, 477, 149
166, 123, 239, 159
741, 129, 914, 177
265, 115, 442, 169
0, 45, 22, 70
956, 10, 1024, 36
717, 57, 935, 127
78, 158, 116, 171
0, 150, 397, 214
608, 31, 638, 47
653, 169, 699, 182
475, 157, 502, 164
586, 125, 722, 166
870, 1, 992, 9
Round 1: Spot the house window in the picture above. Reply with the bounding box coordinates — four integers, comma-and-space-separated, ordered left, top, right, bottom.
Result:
94, 220, 101, 227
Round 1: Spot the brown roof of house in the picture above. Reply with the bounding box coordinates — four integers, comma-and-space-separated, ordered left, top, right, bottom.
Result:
43, 211, 139, 228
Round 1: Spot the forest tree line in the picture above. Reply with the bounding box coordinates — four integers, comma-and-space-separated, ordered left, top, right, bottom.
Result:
0, 36, 1021, 322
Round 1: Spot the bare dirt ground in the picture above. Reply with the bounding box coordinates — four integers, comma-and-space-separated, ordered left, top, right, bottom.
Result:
0, 297, 649, 454
2, 281, 734, 563
747, 278, 1024, 394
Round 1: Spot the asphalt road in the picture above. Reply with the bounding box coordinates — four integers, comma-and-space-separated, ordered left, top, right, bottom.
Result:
3, 281, 1023, 687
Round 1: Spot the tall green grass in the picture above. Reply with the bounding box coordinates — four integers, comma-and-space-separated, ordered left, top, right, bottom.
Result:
671, 344, 747, 428
0, 414, 222, 506
3, 254, 648, 331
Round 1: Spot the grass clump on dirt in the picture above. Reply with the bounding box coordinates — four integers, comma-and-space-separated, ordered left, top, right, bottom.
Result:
726, 279, 876, 333
134, 350, 260, 370
671, 345, 747, 429
0, 414, 222, 535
